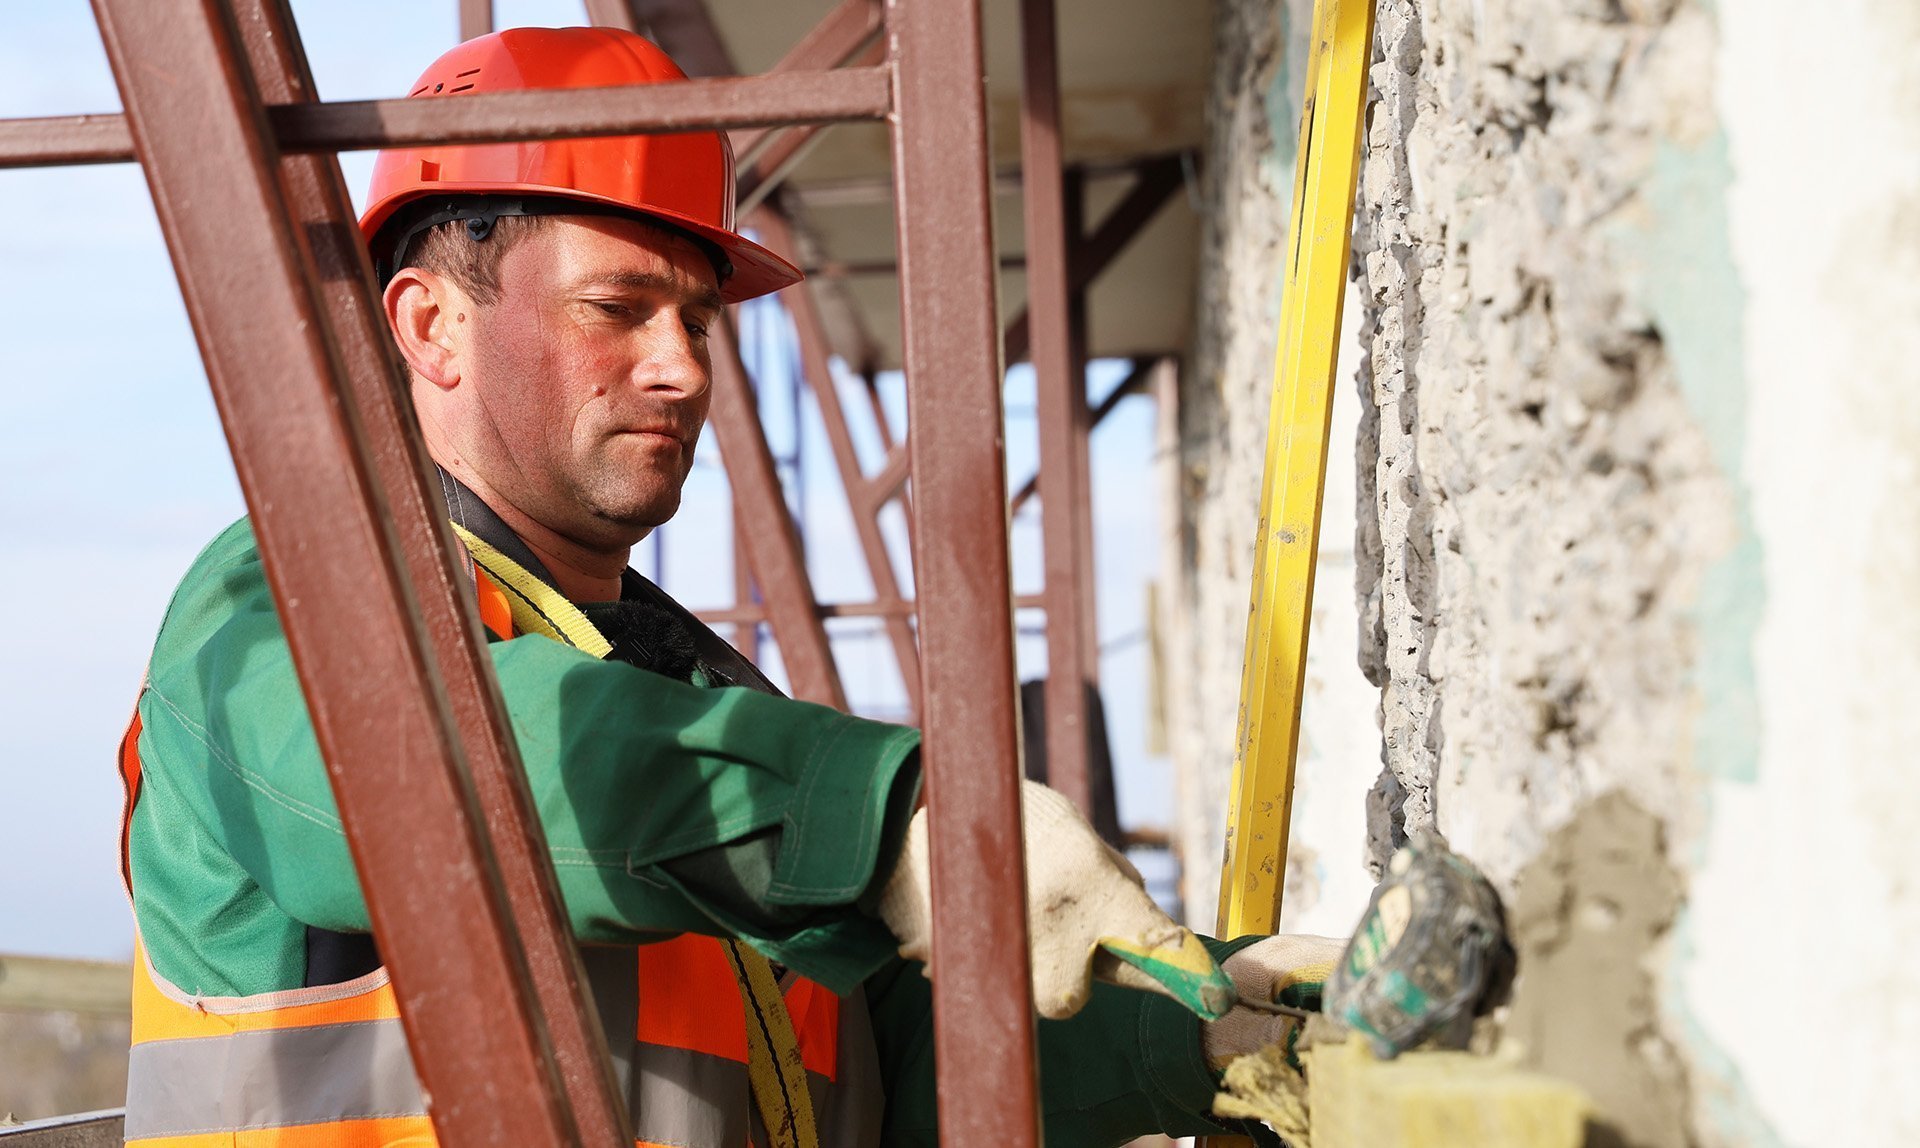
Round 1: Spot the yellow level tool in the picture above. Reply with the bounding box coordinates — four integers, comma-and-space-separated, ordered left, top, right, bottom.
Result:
1215, 0, 1377, 945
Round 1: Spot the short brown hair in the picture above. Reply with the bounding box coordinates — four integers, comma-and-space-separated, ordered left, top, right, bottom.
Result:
401, 215, 550, 306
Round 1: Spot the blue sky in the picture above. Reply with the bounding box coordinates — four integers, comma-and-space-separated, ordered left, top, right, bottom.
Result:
0, 2, 1177, 960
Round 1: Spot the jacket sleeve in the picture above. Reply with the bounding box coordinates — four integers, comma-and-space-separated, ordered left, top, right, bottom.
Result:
133, 520, 918, 993
862, 937, 1283, 1147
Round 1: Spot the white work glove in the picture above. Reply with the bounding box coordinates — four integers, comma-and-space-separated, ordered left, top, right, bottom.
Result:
877, 780, 1223, 1020
1200, 934, 1346, 1068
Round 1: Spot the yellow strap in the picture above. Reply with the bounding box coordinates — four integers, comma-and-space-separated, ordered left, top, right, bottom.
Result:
449, 522, 612, 658
449, 521, 815, 1146
723, 941, 819, 1148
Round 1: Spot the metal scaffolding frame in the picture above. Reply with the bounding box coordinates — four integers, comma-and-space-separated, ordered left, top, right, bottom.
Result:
0, 0, 1191, 1142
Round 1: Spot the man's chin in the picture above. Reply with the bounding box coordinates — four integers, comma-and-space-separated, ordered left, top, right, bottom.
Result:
581, 493, 680, 542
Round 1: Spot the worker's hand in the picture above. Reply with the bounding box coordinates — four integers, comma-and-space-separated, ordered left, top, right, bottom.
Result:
876, 780, 1225, 1020
1200, 934, 1346, 1068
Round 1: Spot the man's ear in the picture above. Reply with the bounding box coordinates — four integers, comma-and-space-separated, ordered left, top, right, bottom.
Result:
384, 268, 468, 390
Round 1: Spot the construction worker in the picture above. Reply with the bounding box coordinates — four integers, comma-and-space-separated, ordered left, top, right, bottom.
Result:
116, 26, 1339, 1148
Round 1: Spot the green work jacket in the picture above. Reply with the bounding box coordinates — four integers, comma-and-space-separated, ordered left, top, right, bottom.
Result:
126, 513, 1272, 1146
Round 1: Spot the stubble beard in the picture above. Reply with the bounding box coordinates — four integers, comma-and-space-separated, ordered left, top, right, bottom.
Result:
566, 443, 689, 542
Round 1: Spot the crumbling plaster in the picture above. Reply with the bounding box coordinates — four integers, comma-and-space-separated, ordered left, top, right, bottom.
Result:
1351, 3, 1732, 1139
1171, 0, 1920, 1143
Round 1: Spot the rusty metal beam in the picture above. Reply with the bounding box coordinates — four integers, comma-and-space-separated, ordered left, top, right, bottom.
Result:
888, 0, 1042, 1141
269, 68, 892, 151
227, 3, 633, 1142
1073, 159, 1188, 279
857, 369, 914, 544
736, 36, 888, 213
89, 0, 579, 1144
860, 443, 912, 514
1003, 154, 1186, 364
740, 130, 830, 199
860, 368, 895, 448
586, 0, 737, 77
805, 253, 1026, 277
0, 69, 892, 170
755, 210, 923, 718
1064, 166, 1100, 685
786, 168, 1021, 209
1019, 0, 1093, 814
458, 0, 491, 42
697, 599, 918, 626
870, 346, 1175, 518
781, 152, 1177, 211
597, 0, 891, 382
0, 114, 131, 168
709, 316, 847, 709
732, 520, 762, 664
731, 0, 883, 163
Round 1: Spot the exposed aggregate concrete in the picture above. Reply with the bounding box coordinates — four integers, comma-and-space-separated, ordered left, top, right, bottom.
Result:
1355, 3, 1737, 1139
1176, 0, 1748, 1142
1354, 0, 1733, 880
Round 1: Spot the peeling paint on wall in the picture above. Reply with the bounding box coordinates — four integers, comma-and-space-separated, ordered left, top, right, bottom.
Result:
1611, 134, 1762, 790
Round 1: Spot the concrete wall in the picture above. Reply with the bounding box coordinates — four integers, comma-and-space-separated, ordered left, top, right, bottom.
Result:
1169, 1, 1920, 1144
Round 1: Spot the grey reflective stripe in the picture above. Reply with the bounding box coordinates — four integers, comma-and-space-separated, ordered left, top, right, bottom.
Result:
631, 1044, 751, 1147
581, 945, 642, 1097
124, 1020, 423, 1140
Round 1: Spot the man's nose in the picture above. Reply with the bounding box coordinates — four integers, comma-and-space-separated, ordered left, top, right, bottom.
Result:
637, 315, 711, 399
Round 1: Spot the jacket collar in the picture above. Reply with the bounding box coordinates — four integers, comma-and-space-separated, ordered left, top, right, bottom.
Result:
436, 467, 558, 589
433, 466, 780, 695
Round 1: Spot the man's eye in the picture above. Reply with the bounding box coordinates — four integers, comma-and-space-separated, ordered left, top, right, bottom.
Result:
685, 321, 710, 340
592, 301, 630, 318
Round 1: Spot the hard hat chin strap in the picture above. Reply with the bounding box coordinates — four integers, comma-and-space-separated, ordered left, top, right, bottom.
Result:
375, 194, 735, 290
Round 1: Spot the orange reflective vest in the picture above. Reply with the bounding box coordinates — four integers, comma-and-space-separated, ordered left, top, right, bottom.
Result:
118, 548, 884, 1147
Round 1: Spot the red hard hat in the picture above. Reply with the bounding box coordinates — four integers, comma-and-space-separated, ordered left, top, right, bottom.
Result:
360, 26, 801, 302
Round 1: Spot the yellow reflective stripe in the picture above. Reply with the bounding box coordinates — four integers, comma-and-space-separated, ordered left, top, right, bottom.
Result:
724, 941, 819, 1148
449, 521, 612, 658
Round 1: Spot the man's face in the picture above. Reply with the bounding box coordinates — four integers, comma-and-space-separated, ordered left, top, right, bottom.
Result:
448, 215, 721, 549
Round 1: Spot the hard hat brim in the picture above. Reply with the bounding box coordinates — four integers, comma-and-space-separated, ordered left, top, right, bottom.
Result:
362, 183, 802, 304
